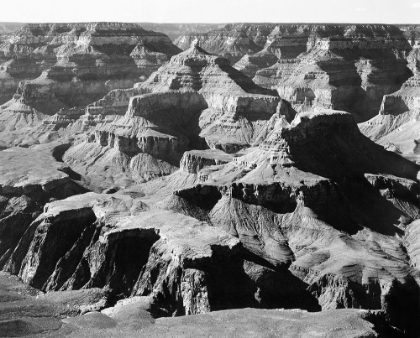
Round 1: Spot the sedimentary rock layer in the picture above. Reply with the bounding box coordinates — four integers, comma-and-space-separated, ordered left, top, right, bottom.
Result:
62, 42, 286, 190
0, 22, 181, 140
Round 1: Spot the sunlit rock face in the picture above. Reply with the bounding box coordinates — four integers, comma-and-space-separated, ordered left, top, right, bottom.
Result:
62, 42, 290, 190
359, 26, 420, 163
169, 109, 420, 335
176, 24, 416, 123
254, 25, 413, 122
175, 24, 311, 64
0, 22, 181, 136
3, 23, 420, 337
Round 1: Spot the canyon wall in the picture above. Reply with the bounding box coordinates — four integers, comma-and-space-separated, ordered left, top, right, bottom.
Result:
0, 22, 182, 137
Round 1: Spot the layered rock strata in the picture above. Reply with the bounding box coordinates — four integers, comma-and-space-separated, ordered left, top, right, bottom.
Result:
177, 24, 416, 122
175, 24, 311, 64
0, 272, 389, 338
63, 42, 287, 190
139, 23, 225, 41
3, 23, 420, 337
0, 22, 181, 140
257, 25, 413, 122
359, 27, 420, 163
168, 109, 420, 335
0, 143, 88, 269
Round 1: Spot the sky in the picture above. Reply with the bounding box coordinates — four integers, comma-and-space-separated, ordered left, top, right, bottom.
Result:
1, 0, 420, 24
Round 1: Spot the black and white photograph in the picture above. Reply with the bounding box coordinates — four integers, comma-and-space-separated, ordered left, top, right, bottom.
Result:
0, 0, 419, 337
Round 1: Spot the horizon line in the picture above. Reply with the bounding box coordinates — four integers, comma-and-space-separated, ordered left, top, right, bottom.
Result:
1, 21, 420, 26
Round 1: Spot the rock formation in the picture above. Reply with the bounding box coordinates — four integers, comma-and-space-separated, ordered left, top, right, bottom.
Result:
174, 24, 310, 64
3, 22, 420, 337
254, 25, 413, 122
139, 23, 225, 41
176, 24, 417, 123
0, 22, 181, 145
359, 26, 420, 163
61, 42, 286, 190
2, 106, 419, 335
0, 143, 88, 268
169, 109, 420, 334
0, 272, 389, 337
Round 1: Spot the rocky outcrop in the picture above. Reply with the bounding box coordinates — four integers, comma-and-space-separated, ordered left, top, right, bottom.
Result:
263, 25, 412, 122
168, 109, 420, 334
0, 143, 88, 270
3, 190, 320, 317
0, 22, 182, 146
180, 149, 233, 174
4, 22, 420, 338
176, 24, 416, 122
359, 27, 420, 162
62, 42, 286, 190
0, 272, 391, 338
174, 24, 312, 64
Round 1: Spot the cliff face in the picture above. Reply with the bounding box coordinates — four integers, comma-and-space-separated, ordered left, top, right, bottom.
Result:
255, 25, 413, 122
177, 24, 418, 123
61, 42, 287, 190
170, 109, 420, 334
2, 108, 418, 335
359, 27, 420, 162
0, 143, 89, 269
0, 23, 181, 138
174, 24, 311, 64
3, 22, 420, 337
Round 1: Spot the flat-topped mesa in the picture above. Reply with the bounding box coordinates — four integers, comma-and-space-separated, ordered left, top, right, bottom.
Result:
127, 90, 207, 118
254, 110, 359, 169
91, 90, 207, 161
85, 86, 151, 117
276, 109, 359, 144
192, 109, 419, 198
180, 149, 234, 174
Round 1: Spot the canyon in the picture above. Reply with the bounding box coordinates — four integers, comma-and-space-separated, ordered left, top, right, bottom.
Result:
1, 22, 420, 338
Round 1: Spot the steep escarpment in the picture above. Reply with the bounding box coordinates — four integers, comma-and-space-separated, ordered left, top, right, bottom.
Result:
62, 42, 287, 191
0, 22, 181, 145
4, 22, 420, 338
359, 26, 420, 163
257, 25, 413, 122
177, 24, 415, 123
2, 188, 323, 318
169, 109, 420, 335
0, 144, 89, 270
0, 272, 388, 338
175, 24, 311, 64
